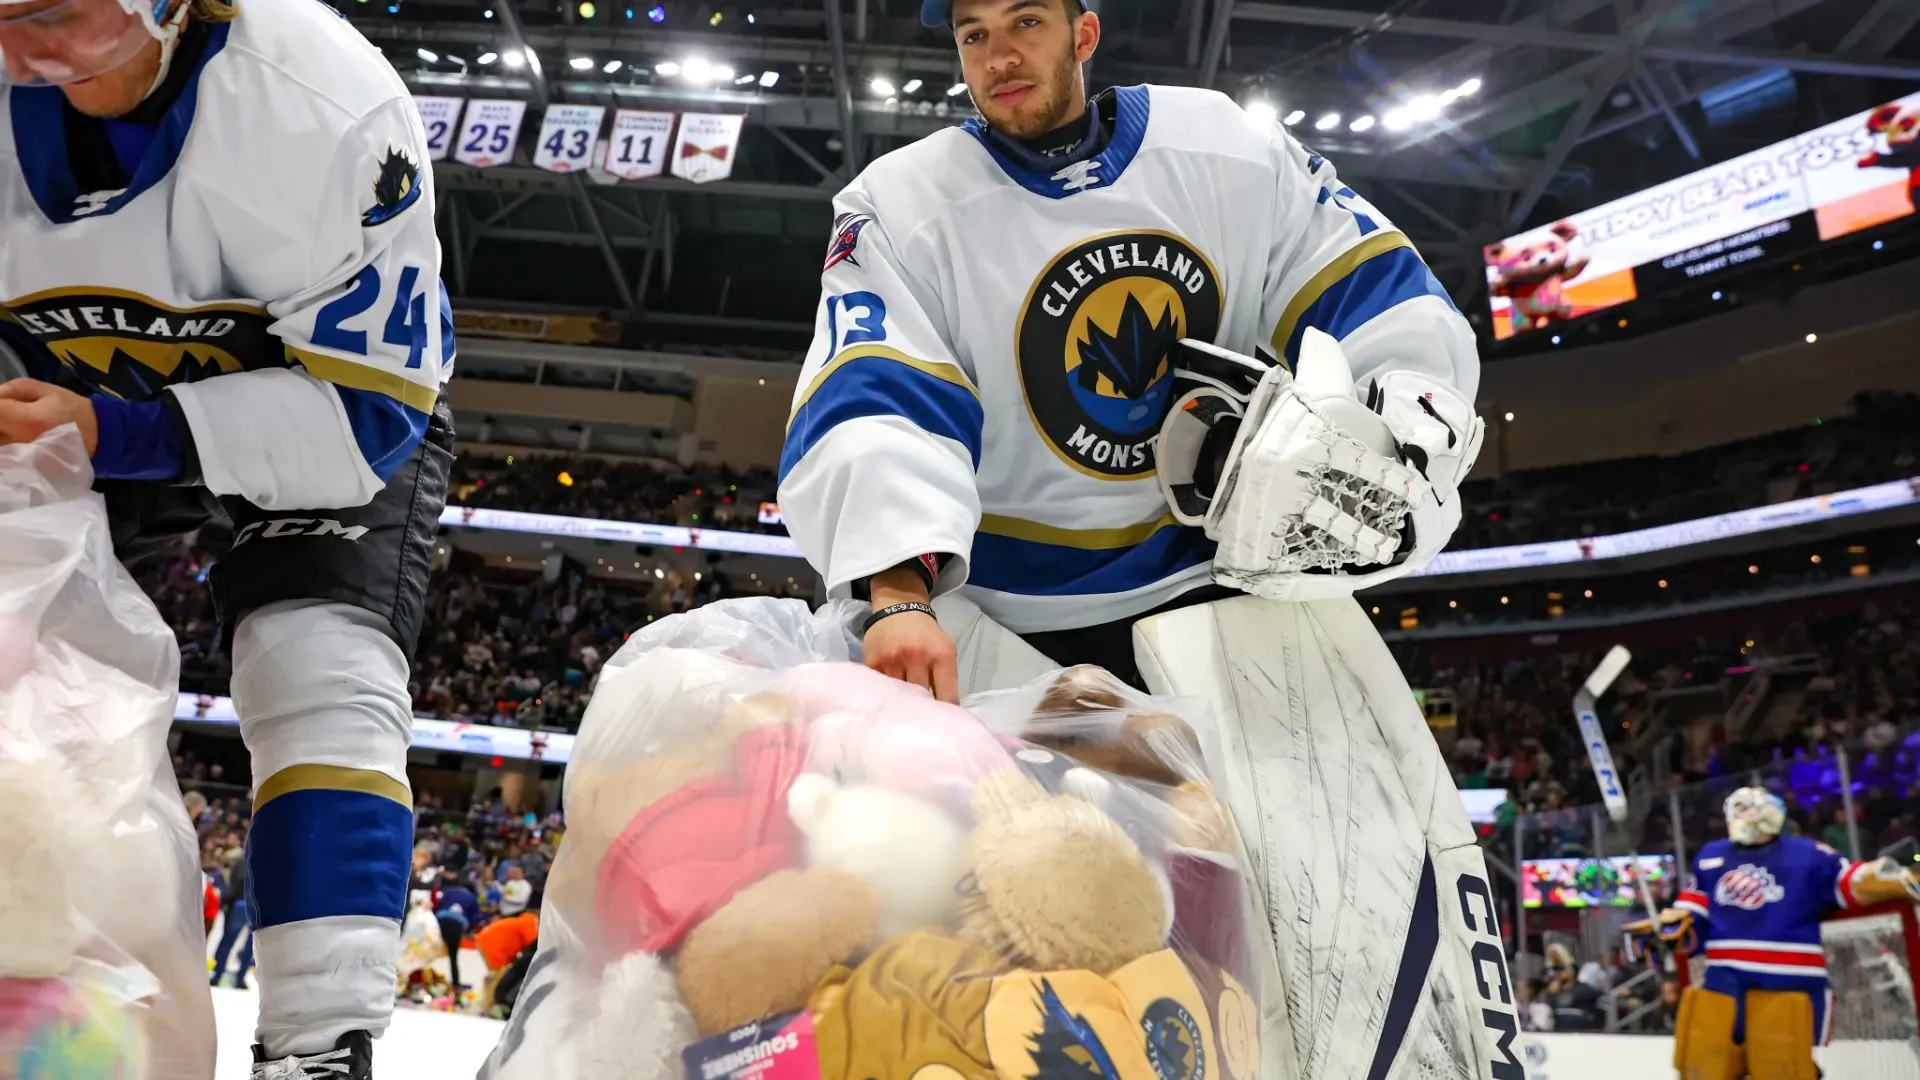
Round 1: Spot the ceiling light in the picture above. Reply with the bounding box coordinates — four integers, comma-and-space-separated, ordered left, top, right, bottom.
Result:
734, 72, 755, 84
746, 12, 754, 22
1503, 411, 1514, 421
711, 64, 733, 81
870, 76, 896, 96
502, 49, 526, 68
1242, 99, 1277, 127
1349, 114, 1375, 132
569, 55, 594, 70
1382, 109, 1410, 131
416, 47, 439, 62
759, 70, 779, 88
1314, 112, 1340, 131
902, 78, 923, 93
1804, 333, 1818, 343
646, 4, 664, 20
1455, 77, 1481, 96
446, 54, 465, 65
1407, 94, 1443, 121
482, 7, 492, 15
603, 59, 622, 73
947, 81, 968, 97
577, 1, 594, 16
1283, 109, 1304, 125
654, 60, 679, 75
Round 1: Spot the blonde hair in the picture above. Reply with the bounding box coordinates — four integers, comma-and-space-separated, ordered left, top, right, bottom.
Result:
188, 0, 236, 23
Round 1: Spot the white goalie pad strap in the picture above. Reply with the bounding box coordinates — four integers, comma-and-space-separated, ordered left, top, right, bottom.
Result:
1373, 370, 1485, 502
930, 592, 1062, 699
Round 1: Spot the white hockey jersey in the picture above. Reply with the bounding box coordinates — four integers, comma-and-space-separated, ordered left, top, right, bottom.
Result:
0, 0, 449, 510
778, 85, 1479, 633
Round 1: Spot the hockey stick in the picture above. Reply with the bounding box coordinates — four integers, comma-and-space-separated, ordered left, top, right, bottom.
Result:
1572, 646, 1665, 927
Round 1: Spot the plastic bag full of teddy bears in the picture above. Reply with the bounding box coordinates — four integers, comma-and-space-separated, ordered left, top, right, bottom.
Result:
0, 429, 215, 1079
480, 596, 1263, 1080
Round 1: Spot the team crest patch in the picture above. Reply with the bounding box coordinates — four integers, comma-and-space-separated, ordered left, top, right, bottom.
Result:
1141, 998, 1206, 1080
363, 147, 423, 227
1715, 865, 1785, 910
1017, 231, 1222, 479
824, 212, 871, 271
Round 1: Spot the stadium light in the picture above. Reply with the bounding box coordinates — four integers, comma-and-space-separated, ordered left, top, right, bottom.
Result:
680, 58, 727, 84
477, 51, 497, 65
502, 49, 526, 68
734, 73, 756, 84
603, 59, 623, 73
947, 81, 969, 96
577, 1, 594, 16
1407, 94, 1443, 121
1314, 112, 1340, 131
1503, 411, 1515, 421
646, 4, 664, 20
1454, 77, 1481, 96
1242, 99, 1278, 127
870, 76, 897, 97
1805, 333, 1818, 343
446, 54, 465, 66
416, 48, 439, 62
654, 60, 680, 75
1283, 109, 1305, 126
902, 78, 923, 93
569, 56, 594, 71
759, 70, 780, 88
1349, 114, 1375, 132
482, 7, 492, 16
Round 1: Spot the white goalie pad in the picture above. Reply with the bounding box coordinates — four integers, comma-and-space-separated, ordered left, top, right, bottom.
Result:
1132, 594, 1524, 1080
932, 592, 1062, 699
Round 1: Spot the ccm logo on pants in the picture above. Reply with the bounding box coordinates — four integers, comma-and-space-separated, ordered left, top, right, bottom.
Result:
233, 518, 370, 546
1458, 872, 1526, 1080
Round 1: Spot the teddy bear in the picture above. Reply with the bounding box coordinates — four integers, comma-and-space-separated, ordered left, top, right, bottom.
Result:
780, 662, 1012, 807
1484, 220, 1588, 335
786, 773, 971, 938
670, 867, 881, 1035
1861, 100, 1920, 210
958, 769, 1168, 973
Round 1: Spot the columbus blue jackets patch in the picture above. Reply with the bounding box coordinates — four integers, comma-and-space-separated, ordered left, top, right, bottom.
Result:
362, 147, 422, 227
824, 212, 871, 272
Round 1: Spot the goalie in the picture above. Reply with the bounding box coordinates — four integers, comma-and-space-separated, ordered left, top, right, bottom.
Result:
1627, 786, 1920, 1080
776, 0, 1515, 1076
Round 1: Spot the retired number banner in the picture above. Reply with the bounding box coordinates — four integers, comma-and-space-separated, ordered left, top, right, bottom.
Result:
670, 113, 745, 184
532, 104, 607, 174
454, 99, 528, 168
604, 109, 676, 180
413, 96, 463, 162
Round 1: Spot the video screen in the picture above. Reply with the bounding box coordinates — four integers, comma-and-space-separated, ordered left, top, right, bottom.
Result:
1521, 855, 1676, 908
1485, 91, 1920, 339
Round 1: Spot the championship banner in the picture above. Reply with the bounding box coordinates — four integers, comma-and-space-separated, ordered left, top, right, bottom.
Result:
413, 96, 464, 162
670, 113, 745, 184
532, 104, 606, 174
605, 109, 677, 180
454, 99, 528, 168
1485, 89, 1920, 340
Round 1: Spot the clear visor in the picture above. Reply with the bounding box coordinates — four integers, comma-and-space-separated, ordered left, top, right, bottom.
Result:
0, 0, 156, 88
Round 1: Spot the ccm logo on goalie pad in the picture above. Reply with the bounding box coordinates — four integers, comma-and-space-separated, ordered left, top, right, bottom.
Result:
1457, 872, 1525, 1080
233, 518, 371, 546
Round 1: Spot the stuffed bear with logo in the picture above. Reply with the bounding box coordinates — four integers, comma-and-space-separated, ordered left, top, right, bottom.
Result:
1484, 220, 1589, 335
1860, 100, 1920, 210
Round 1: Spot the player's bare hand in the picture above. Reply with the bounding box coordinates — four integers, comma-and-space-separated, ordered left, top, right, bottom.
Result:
864, 567, 959, 704
0, 379, 98, 454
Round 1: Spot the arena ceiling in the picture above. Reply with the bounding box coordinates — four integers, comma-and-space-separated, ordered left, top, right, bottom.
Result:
342, 0, 1920, 355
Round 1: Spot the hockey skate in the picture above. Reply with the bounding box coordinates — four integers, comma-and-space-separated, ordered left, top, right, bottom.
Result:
250, 1030, 372, 1079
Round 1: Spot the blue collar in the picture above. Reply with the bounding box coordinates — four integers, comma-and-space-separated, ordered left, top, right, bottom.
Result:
964, 84, 1150, 199
12, 19, 230, 225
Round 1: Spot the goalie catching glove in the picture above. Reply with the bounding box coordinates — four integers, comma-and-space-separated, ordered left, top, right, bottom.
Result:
1155, 328, 1484, 601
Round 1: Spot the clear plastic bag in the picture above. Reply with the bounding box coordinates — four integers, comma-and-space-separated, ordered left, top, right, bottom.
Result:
483, 597, 1263, 1080
0, 430, 214, 1078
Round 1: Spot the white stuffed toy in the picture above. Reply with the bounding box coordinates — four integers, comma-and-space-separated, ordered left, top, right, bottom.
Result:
785, 773, 970, 938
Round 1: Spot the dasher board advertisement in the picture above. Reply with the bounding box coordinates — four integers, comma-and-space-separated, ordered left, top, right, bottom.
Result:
1485, 91, 1920, 340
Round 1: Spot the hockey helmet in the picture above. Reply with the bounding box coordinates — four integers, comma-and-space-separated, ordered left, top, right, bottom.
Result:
1724, 786, 1786, 846
0, 0, 186, 88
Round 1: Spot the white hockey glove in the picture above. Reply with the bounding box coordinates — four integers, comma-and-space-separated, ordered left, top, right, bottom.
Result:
1155, 328, 1484, 601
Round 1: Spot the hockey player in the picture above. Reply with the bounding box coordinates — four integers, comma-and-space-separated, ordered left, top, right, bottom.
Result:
777, 1, 1515, 1077
1628, 786, 1920, 1079
0, 0, 452, 1075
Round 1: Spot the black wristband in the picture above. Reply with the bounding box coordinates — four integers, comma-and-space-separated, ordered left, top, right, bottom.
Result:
860, 601, 935, 637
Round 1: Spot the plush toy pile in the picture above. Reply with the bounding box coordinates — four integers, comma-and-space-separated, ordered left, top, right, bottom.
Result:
0, 432, 211, 1078
482, 598, 1262, 1080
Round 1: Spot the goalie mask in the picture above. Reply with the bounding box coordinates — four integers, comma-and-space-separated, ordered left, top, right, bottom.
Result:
0, 0, 186, 88
1724, 786, 1786, 846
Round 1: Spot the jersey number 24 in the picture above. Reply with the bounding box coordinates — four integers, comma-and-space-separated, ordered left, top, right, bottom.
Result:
312, 265, 433, 368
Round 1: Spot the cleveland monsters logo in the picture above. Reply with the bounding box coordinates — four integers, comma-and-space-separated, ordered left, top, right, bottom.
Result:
1715, 865, 1785, 910
1017, 231, 1222, 480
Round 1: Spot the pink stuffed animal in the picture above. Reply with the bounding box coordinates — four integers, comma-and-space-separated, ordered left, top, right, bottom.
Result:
773, 662, 1011, 804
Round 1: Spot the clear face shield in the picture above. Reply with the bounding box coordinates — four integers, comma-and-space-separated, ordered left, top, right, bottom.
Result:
0, 0, 177, 88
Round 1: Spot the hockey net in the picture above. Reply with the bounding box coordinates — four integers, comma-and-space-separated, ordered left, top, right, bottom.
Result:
1678, 903, 1920, 1078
